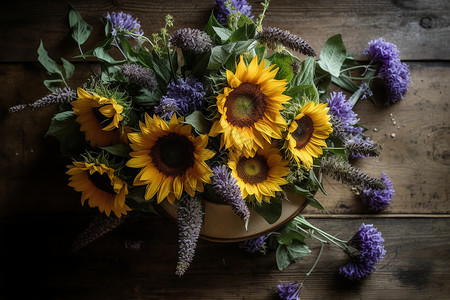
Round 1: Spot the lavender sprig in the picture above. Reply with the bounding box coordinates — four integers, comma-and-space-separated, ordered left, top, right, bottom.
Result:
8, 87, 76, 113
257, 27, 316, 57
320, 155, 384, 190
358, 173, 394, 211
239, 234, 268, 254
345, 137, 382, 159
277, 282, 302, 300
176, 195, 204, 277
72, 213, 128, 252
211, 165, 250, 222
120, 64, 157, 91
169, 28, 212, 54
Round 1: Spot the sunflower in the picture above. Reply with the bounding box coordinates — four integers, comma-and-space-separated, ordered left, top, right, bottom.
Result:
209, 55, 291, 156
126, 113, 215, 204
283, 102, 333, 169
72, 88, 129, 147
228, 143, 289, 203
67, 161, 130, 217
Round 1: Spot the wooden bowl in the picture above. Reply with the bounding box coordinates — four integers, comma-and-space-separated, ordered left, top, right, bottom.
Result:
160, 190, 307, 242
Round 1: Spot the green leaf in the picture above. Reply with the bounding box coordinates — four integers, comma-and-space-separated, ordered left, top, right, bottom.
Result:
93, 47, 124, 64
276, 240, 310, 270
331, 74, 358, 92
228, 23, 257, 42
45, 111, 84, 153
184, 111, 212, 134
69, 6, 92, 45
208, 40, 255, 70
100, 144, 131, 158
306, 194, 327, 211
285, 85, 318, 105
276, 244, 291, 270
61, 58, 75, 79
309, 168, 327, 195
212, 26, 232, 43
43, 79, 63, 92
291, 57, 315, 87
314, 64, 331, 99
204, 13, 225, 44
37, 41, 62, 76
132, 89, 161, 108
277, 221, 306, 245
254, 196, 282, 224
318, 34, 347, 77
267, 52, 294, 82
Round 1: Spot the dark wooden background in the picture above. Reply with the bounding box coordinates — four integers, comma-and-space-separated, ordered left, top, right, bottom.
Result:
1, 0, 449, 299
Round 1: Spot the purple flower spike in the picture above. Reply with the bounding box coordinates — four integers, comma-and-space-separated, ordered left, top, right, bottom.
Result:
106, 11, 143, 39
239, 234, 268, 254
277, 282, 301, 300
339, 223, 386, 281
176, 195, 203, 277
359, 173, 394, 211
155, 76, 205, 119
214, 0, 253, 25
212, 165, 250, 221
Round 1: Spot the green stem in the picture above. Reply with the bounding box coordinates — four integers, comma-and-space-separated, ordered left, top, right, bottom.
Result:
306, 242, 324, 277
114, 37, 127, 60
124, 30, 156, 48
77, 43, 98, 78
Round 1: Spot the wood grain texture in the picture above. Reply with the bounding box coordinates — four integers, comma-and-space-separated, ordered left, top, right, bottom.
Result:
0, 0, 449, 62
1, 0, 449, 298
0, 215, 449, 299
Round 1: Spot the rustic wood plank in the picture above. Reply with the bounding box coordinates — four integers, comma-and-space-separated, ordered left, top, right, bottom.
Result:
1, 62, 448, 215
0, 0, 449, 62
307, 61, 450, 215
0, 215, 449, 299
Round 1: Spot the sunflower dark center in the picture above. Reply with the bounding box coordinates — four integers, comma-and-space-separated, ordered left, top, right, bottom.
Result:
292, 115, 314, 149
150, 132, 195, 177
88, 172, 116, 195
93, 106, 113, 127
236, 154, 269, 184
224, 83, 266, 127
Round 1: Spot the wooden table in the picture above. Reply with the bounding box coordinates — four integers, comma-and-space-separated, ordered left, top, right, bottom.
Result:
1, 0, 449, 299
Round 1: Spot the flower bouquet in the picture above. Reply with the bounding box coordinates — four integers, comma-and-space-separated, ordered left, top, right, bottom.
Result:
10, 0, 408, 297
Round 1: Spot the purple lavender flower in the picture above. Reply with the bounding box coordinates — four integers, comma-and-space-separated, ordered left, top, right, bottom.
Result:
277, 282, 301, 300
155, 76, 204, 119
327, 92, 363, 137
176, 195, 203, 277
8, 104, 28, 114
211, 165, 250, 221
9, 87, 76, 113
121, 64, 157, 91
320, 155, 385, 190
169, 28, 212, 54
339, 223, 386, 281
345, 136, 381, 159
106, 12, 143, 38
257, 27, 316, 57
363, 38, 400, 64
239, 234, 268, 254
364, 38, 409, 104
154, 96, 180, 121
358, 82, 373, 100
359, 173, 394, 211
379, 59, 410, 104
214, 0, 253, 25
